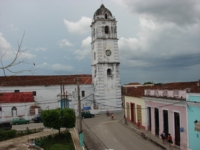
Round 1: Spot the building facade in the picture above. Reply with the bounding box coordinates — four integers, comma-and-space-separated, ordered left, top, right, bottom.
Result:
187, 93, 200, 150
91, 4, 121, 112
0, 75, 94, 121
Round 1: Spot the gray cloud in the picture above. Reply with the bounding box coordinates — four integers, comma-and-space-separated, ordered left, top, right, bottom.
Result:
115, 0, 200, 26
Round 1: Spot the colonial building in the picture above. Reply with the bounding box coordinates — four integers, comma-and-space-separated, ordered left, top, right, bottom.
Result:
0, 4, 122, 121
91, 4, 122, 112
123, 81, 200, 150
0, 75, 94, 121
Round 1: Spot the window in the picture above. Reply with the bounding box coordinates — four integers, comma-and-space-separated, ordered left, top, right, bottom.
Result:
105, 14, 107, 19
126, 103, 130, 119
105, 26, 109, 34
33, 91, 36, 96
14, 90, 19, 92
0, 107, 2, 111
163, 90, 168, 96
174, 90, 179, 96
82, 91, 85, 97
154, 90, 159, 96
114, 26, 117, 33
146, 90, 150, 95
94, 52, 96, 60
11, 106, 17, 116
137, 105, 142, 123
94, 70, 96, 77
93, 28, 95, 37
107, 69, 112, 76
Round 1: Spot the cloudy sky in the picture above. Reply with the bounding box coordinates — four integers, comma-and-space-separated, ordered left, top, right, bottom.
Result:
0, 0, 200, 85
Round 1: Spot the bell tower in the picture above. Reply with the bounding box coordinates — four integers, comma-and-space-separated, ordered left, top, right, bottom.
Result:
91, 4, 121, 111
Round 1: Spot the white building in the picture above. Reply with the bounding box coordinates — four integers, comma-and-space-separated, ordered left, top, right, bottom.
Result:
0, 75, 94, 121
91, 4, 122, 112
0, 4, 122, 121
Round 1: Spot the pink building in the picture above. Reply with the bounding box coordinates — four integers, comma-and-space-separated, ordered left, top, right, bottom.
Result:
143, 82, 199, 150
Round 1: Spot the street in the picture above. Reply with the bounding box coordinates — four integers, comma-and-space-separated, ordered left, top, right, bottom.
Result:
82, 112, 163, 150
11, 122, 44, 130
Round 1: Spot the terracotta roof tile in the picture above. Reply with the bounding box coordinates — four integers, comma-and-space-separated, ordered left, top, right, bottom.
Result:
147, 81, 200, 93
0, 92, 34, 103
123, 81, 200, 97
0, 75, 92, 86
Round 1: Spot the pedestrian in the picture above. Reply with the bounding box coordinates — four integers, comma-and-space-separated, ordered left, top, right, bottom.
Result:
106, 110, 109, 117
111, 113, 114, 120
168, 134, 173, 148
160, 131, 165, 144
137, 120, 141, 129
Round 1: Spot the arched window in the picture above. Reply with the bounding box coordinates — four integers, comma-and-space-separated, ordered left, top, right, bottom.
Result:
93, 28, 95, 37
107, 69, 112, 76
105, 14, 107, 19
11, 106, 17, 116
105, 26, 109, 34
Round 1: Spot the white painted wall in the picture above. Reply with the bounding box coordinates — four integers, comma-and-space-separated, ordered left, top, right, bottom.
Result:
0, 84, 94, 119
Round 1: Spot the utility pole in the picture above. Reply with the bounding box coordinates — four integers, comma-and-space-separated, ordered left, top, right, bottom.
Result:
76, 77, 84, 146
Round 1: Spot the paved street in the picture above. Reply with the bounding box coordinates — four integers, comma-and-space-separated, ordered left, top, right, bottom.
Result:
82, 112, 164, 150
12, 122, 44, 130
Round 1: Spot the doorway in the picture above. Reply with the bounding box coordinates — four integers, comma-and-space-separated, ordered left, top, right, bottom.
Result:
11, 107, 17, 116
154, 108, 159, 135
147, 107, 151, 131
130, 103, 135, 122
174, 112, 180, 146
163, 110, 169, 136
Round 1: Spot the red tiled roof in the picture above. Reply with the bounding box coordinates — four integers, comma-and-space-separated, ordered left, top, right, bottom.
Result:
124, 86, 151, 98
124, 81, 200, 97
0, 75, 92, 86
147, 82, 200, 93
0, 92, 34, 103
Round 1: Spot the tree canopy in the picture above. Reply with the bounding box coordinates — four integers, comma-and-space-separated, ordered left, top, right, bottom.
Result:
41, 108, 75, 133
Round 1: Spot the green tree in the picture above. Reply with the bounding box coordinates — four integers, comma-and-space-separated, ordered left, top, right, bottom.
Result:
143, 82, 154, 85
41, 108, 75, 134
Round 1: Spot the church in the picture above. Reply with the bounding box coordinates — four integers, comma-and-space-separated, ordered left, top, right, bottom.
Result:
0, 4, 122, 121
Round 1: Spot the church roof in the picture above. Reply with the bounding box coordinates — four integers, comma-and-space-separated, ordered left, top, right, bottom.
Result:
0, 74, 92, 86
93, 4, 112, 19
0, 92, 34, 103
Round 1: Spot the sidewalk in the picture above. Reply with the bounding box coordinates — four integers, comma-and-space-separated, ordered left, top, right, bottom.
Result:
122, 119, 180, 150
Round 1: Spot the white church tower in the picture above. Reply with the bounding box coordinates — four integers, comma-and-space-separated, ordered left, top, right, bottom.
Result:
91, 4, 122, 112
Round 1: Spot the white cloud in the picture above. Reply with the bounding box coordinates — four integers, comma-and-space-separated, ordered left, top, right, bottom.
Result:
0, 32, 12, 60
58, 39, 73, 48
9, 24, 18, 31
81, 36, 91, 48
63, 17, 92, 34
20, 52, 36, 59
51, 64, 73, 71
38, 62, 73, 72
35, 47, 47, 51
73, 36, 91, 60
0, 32, 35, 62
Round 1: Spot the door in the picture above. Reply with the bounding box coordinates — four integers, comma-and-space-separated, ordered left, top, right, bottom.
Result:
130, 103, 135, 122
148, 107, 151, 131
163, 110, 169, 136
154, 108, 159, 136
174, 112, 180, 146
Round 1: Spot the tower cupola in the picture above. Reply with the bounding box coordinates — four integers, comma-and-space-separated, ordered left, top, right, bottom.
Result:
93, 4, 113, 21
